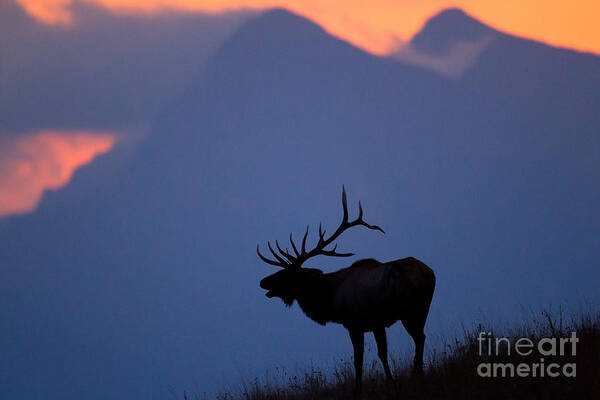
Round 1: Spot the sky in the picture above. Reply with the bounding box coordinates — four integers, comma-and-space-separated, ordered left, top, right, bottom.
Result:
1, 1, 599, 399
14, 0, 600, 56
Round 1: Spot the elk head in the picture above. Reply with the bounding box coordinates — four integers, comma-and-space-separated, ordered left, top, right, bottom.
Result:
257, 187, 384, 306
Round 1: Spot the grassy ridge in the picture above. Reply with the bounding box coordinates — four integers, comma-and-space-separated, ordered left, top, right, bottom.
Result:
207, 310, 599, 399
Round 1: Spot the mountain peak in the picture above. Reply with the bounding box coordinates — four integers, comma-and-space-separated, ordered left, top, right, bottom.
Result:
234, 8, 327, 43
202, 6, 366, 74
429, 8, 482, 24
410, 8, 493, 55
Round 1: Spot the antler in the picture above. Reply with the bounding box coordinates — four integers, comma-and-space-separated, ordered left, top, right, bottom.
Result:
256, 186, 385, 268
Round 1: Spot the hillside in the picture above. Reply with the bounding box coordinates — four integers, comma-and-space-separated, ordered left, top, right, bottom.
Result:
217, 310, 600, 399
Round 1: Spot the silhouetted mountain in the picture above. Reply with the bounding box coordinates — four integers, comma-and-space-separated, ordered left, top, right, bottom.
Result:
411, 8, 493, 54
1, 8, 599, 400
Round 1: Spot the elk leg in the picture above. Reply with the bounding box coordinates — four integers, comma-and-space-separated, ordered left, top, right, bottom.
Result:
373, 328, 393, 380
349, 330, 364, 394
413, 331, 425, 374
402, 319, 426, 374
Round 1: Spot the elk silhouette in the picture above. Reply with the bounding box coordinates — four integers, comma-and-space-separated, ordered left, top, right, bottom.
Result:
257, 187, 435, 394
256, 187, 435, 394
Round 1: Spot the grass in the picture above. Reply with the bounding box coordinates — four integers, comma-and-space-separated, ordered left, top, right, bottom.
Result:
195, 309, 600, 399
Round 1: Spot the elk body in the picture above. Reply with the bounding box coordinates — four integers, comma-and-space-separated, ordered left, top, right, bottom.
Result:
257, 188, 435, 394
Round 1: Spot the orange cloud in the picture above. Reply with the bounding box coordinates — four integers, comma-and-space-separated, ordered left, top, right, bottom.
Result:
0, 131, 116, 218
13, 0, 600, 56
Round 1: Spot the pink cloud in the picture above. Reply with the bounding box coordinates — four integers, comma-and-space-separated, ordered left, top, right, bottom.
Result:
0, 131, 116, 218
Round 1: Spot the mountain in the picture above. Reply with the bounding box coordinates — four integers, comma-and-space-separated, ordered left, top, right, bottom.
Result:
1, 8, 599, 400
410, 8, 493, 55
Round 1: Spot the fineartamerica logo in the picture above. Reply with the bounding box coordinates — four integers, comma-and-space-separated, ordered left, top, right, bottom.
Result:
476, 332, 578, 378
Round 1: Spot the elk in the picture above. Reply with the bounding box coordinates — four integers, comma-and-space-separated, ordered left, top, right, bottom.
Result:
257, 188, 435, 394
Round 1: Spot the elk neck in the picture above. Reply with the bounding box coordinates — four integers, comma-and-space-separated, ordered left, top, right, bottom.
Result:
294, 272, 339, 326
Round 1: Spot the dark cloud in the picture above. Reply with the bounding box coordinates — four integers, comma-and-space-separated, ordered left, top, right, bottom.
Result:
0, 0, 255, 136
